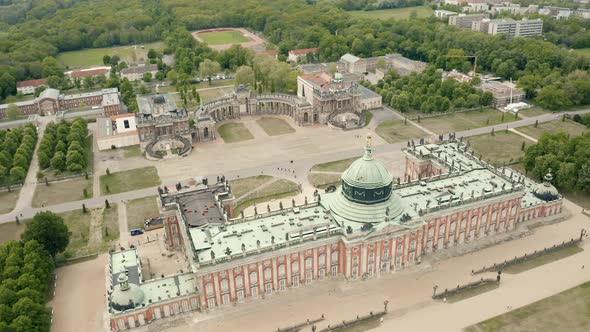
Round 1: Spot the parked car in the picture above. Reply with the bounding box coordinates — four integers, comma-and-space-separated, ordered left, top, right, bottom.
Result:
130, 229, 144, 236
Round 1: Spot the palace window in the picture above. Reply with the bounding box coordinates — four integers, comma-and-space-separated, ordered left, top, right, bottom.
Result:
250, 271, 258, 285
221, 279, 229, 293
235, 275, 243, 289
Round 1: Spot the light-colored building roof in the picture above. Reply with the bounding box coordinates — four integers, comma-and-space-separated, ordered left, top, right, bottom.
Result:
71, 68, 109, 78
121, 64, 158, 75
341, 53, 362, 63
289, 48, 318, 55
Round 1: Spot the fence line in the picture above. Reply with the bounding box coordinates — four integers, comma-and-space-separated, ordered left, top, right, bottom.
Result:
472, 238, 582, 274
433, 278, 497, 300
318, 311, 386, 332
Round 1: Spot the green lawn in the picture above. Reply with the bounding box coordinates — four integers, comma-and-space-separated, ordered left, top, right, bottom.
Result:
126, 196, 160, 230
0, 190, 20, 214
420, 108, 520, 135
232, 179, 299, 217
311, 157, 359, 172
217, 122, 254, 143
57, 41, 164, 68
102, 205, 120, 245
32, 177, 93, 207
516, 120, 588, 140
362, 110, 374, 127
348, 6, 433, 20
229, 175, 273, 197
100, 166, 161, 195
256, 117, 296, 136
503, 245, 583, 274
573, 48, 590, 57
0, 221, 25, 244
466, 281, 590, 332
197, 31, 250, 45
517, 107, 548, 117
308, 173, 342, 189
466, 131, 532, 166
376, 119, 427, 143
120, 145, 143, 158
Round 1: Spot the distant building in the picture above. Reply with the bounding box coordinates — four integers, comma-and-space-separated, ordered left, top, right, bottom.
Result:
539, 6, 573, 19
479, 80, 525, 108
287, 48, 318, 62
16, 78, 48, 95
258, 49, 279, 59
340, 54, 367, 74
574, 8, 590, 19
121, 64, 158, 82
96, 114, 139, 150
135, 93, 192, 158
463, 2, 488, 12
0, 88, 122, 119
486, 18, 543, 37
449, 14, 489, 29
66, 66, 111, 81
434, 10, 458, 19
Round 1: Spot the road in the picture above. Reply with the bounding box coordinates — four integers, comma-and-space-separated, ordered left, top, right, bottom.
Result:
1, 108, 588, 225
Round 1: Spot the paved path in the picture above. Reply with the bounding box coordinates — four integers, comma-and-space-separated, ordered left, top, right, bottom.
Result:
12, 116, 51, 213
509, 127, 539, 143
2, 108, 589, 225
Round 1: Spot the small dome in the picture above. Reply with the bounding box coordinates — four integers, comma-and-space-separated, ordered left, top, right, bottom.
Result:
333, 72, 343, 81
153, 95, 166, 104
340, 135, 394, 204
533, 172, 559, 201
111, 274, 144, 312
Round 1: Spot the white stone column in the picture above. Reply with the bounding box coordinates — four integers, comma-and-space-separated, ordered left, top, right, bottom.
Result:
213, 273, 221, 306
272, 257, 278, 291
361, 244, 367, 276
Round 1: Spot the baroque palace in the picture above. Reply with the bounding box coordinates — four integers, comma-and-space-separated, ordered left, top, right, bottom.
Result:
107, 137, 563, 331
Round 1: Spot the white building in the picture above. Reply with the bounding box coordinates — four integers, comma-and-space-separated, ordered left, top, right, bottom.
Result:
449, 14, 489, 29
287, 48, 318, 63
121, 64, 159, 82
434, 10, 458, 19
340, 54, 367, 74
479, 18, 543, 37
96, 114, 140, 150
16, 78, 48, 95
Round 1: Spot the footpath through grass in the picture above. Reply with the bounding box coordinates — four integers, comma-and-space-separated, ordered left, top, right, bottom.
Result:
229, 175, 273, 198
232, 179, 299, 217
466, 280, 590, 332
100, 166, 160, 195
348, 6, 433, 20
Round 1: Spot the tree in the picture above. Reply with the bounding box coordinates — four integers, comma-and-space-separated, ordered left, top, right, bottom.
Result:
21, 211, 69, 258
147, 49, 157, 59
234, 66, 254, 87
103, 55, 112, 65
41, 56, 62, 78
143, 72, 152, 82
65, 150, 84, 172
199, 59, 221, 85
6, 104, 20, 120
9, 167, 25, 182
50, 151, 66, 172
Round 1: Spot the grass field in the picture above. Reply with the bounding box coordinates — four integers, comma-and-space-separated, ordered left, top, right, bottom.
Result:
573, 48, 590, 57
100, 166, 160, 195
126, 196, 159, 230
516, 120, 588, 140
57, 41, 164, 68
348, 6, 433, 20
0, 189, 19, 214
308, 173, 342, 189
121, 145, 143, 158
0, 221, 24, 244
233, 179, 299, 216
32, 178, 93, 207
363, 110, 374, 126
256, 117, 296, 136
311, 157, 359, 172
102, 205, 120, 245
376, 119, 427, 143
229, 175, 273, 197
466, 131, 531, 166
517, 107, 548, 117
217, 122, 254, 143
197, 31, 250, 45
420, 109, 520, 135
466, 281, 590, 332
504, 245, 583, 274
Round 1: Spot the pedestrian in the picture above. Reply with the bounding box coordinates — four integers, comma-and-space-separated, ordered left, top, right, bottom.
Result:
582, 265, 585, 270
443, 298, 446, 303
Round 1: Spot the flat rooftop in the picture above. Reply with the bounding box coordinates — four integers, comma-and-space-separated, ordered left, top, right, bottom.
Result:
161, 185, 228, 227
110, 248, 141, 285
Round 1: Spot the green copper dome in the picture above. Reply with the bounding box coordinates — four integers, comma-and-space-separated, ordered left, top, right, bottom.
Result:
111, 273, 145, 312
341, 135, 393, 204
533, 171, 560, 201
